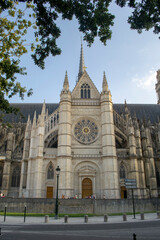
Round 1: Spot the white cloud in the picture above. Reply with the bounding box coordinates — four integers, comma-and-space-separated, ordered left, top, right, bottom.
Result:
132, 70, 156, 91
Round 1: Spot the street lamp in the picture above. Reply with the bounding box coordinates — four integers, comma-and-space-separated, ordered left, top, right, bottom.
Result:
55, 165, 61, 219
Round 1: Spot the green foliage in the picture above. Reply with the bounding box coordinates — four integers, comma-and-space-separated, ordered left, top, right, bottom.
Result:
0, 0, 159, 117
116, 0, 160, 36
0, 1, 35, 117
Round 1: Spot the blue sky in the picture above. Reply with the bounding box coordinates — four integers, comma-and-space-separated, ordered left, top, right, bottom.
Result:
9, 2, 160, 104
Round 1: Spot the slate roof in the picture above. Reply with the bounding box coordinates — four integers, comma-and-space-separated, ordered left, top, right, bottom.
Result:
2, 103, 59, 123
113, 104, 160, 124
2, 103, 160, 124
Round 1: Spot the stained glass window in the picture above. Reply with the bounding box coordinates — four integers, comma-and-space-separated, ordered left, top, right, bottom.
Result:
47, 164, 54, 179
81, 84, 90, 99
11, 166, 20, 187
74, 119, 98, 144
120, 165, 126, 179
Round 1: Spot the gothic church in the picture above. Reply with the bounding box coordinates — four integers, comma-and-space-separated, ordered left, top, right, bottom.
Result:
0, 44, 160, 199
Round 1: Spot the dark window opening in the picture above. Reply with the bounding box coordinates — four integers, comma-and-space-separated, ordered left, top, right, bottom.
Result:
120, 165, 126, 179
11, 166, 20, 187
81, 84, 90, 99
47, 164, 54, 179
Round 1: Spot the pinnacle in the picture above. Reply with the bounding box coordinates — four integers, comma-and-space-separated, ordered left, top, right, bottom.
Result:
102, 71, 108, 92
63, 71, 69, 91
78, 42, 86, 81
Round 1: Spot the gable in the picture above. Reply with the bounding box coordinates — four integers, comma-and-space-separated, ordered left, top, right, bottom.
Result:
72, 71, 100, 99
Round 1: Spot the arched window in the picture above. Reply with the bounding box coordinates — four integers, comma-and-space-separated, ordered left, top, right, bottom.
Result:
156, 169, 160, 187
120, 164, 126, 179
0, 166, 3, 187
81, 83, 90, 99
11, 166, 20, 187
47, 164, 54, 179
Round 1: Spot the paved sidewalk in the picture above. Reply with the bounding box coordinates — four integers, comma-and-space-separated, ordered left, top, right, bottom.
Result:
0, 213, 159, 225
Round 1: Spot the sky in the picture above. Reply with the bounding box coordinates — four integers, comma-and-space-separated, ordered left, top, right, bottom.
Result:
8, 2, 160, 105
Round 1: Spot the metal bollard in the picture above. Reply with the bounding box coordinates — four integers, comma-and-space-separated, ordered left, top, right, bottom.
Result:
123, 213, 127, 221
133, 233, 136, 240
140, 212, 144, 220
44, 215, 49, 223
104, 214, 108, 222
24, 205, 26, 223
157, 211, 160, 219
64, 215, 68, 223
84, 215, 88, 223
4, 205, 7, 222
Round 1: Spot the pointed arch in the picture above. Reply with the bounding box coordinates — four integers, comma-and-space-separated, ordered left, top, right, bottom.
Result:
11, 166, 21, 187
81, 83, 90, 99
119, 164, 126, 179
47, 162, 54, 180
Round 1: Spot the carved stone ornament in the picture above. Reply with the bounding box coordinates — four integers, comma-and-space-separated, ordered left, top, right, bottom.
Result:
74, 119, 98, 144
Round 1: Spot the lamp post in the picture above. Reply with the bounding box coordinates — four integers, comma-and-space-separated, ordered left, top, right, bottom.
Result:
55, 166, 61, 219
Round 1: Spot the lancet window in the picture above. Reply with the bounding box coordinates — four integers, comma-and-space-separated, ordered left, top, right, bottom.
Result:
120, 164, 126, 179
11, 166, 20, 187
81, 83, 90, 99
47, 164, 54, 179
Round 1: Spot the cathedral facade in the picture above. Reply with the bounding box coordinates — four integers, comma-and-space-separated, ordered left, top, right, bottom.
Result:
0, 45, 160, 199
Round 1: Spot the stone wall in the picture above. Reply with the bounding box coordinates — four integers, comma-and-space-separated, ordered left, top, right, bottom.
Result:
0, 198, 160, 214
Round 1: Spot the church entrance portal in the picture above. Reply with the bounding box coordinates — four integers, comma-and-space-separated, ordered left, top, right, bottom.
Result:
46, 186, 53, 198
120, 186, 127, 199
82, 178, 92, 198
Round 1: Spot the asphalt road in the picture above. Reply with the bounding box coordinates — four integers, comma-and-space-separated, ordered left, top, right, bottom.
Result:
0, 221, 160, 240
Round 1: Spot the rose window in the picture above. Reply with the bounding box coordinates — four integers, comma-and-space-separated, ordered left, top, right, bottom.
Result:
74, 119, 98, 144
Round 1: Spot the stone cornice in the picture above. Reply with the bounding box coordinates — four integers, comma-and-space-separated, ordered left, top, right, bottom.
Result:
72, 99, 100, 106
44, 155, 57, 159
72, 154, 101, 158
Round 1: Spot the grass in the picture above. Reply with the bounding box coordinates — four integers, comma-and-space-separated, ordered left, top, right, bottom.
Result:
0, 211, 157, 217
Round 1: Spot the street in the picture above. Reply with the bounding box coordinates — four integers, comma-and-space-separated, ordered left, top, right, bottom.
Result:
0, 221, 160, 240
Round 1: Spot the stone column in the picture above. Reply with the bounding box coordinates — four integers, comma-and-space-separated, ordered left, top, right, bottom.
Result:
141, 124, 150, 193
19, 116, 31, 197
26, 112, 37, 197
100, 73, 120, 199
145, 124, 158, 197
128, 118, 140, 198
2, 132, 13, 196
57, 72, 73, 198
32, 108, 45, 198
134, 120, 146, 198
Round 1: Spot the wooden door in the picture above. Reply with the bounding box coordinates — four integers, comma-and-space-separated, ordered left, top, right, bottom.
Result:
82, 178, 92, 198
121, 186, 127, 199
46, 186, 53, 198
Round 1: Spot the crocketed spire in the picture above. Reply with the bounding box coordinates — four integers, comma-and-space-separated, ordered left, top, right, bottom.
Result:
102, 71, 108, 92
63, 71, 69, 91
78, 42, 86, 81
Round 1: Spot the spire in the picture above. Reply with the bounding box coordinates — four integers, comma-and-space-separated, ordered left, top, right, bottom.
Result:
32, 111, 36, 129
78, 42, 86, 81
63, 71, 69, 91
41, 100, 45, 116
124, 99, 129, 115
27, 115, 30, 125
46, 108, 48, 118
128, 116, 133, 127
102, 71, 108, 92
26, 115, 31, 131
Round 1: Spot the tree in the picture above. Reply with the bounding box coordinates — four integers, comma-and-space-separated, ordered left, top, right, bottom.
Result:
0, 1, 35, 118
0, 0, 159, 118
116, 0, 160, 36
